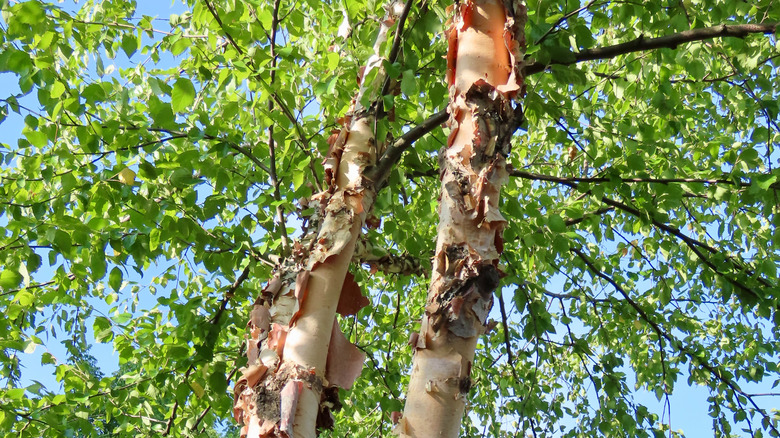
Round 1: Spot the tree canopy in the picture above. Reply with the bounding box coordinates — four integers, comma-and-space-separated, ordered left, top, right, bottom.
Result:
0, 0, 779, 437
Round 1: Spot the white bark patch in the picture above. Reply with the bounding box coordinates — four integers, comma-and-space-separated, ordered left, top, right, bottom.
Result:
259, 349, 280, 370
307, 191, 356, 269
422, 353, 462, 394
269, 293, 296, 326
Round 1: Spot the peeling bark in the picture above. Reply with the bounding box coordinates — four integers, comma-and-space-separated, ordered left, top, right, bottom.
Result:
233, 3, 405, 437
396, 1, 526, 436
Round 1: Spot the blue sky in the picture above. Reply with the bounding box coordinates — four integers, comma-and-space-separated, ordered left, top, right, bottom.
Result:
0, 0, 190, 399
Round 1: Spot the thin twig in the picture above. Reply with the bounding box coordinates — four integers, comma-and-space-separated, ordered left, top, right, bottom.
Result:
511, 170, 774, 297
266, 0, 289, 251
379, 0, 415, 99
210, 265, 251, 325
510, 169, 779, 190
202, 0, 243, 55
65, 18, 207, 38
533, 0, 598, 46
497, 292, 519, 382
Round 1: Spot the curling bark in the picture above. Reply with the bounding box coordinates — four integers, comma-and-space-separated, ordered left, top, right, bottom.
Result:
232, 4, 405, 437
395, 0, 526, 436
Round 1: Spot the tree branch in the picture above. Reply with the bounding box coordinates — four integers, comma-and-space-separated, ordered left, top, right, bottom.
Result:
525, 22, 779, 75
380, 0, 414, 99
202, 0, 243, 55
497, 292, 519, 382
598, 195, 771, 298
266, 0, 289, 252
571, 247, 780, 437
564, 206, 614, 227
0, 274, 76, 297
228, 143, 272, 175
162, 265, 250, 435
64, 18, 208, 38
509, 169, 778, 189
510, 169, 775, 298
369, 109, 448, 190
210, 264, 252, 325
353, 239, 427, 277
533, 0, 598, 46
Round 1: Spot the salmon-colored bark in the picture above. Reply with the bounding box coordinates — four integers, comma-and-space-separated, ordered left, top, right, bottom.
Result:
233, 5, 403, 437
396, 1, 526, 436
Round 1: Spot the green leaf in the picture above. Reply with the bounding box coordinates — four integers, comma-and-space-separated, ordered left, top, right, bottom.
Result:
326, 52, 339, 71
111, 312, 132, 325
52, 230, 72, 253
1, 269, 23, 290
171, 37, 191, 56
50, 81, 66, 99
9, 1, 46, 26
292, 170, 304, 190
17, 263, 30, 288
401, 69, 417, 97
209, 363, 228, 394
93, 316, 114, 343
149, 96, 176, 127
23, 339, 38, 354
121, 35, 139, 57
755, 174, 777, 190
547, 214, 566, 232
171, 78, 196, 113
82, 83, 107, 104
90, 248, 107, 280
149, 228, 161, 250
15, 289, 34, 306
626, 154, 645, 171
23, 129, 48, 148
6, 388, 25, 401
109, 267, 123, 292
0, 49, 33, 74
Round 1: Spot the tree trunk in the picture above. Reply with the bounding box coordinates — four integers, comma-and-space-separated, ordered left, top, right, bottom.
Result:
232, 4, 404, 437
395, 0, 526, 436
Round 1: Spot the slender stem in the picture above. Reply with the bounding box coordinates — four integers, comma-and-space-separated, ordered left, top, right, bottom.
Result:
497, 292, 519, 382
202, 0, 243, 55
533, 0, 597, 46
379, 0, 415, 99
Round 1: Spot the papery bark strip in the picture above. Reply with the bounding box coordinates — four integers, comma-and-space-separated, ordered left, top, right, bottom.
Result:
233, 3, 405, 438
395, 0, 526, 436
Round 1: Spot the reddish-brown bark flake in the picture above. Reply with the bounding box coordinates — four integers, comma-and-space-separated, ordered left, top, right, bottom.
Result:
335, 272, 370, 316
325, 319, 366, 390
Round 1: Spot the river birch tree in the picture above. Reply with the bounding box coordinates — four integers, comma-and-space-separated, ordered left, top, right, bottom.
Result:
0, 0, 779, 437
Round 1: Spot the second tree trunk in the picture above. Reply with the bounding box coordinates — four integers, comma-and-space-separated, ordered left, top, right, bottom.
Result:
396, 0, 526, 436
